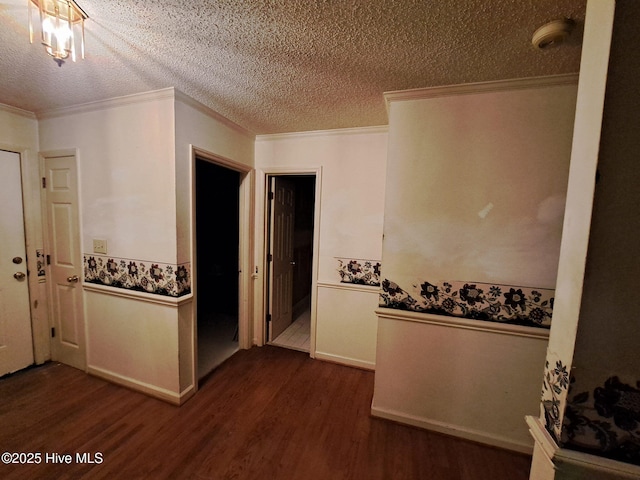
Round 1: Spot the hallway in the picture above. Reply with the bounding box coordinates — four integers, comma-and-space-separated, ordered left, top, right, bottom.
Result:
271, 308, 310, 352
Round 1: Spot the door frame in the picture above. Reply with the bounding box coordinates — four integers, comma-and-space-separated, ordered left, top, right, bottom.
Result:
39, 148, 86, 370
190, 146, 254, 373
256, 167, 322, 357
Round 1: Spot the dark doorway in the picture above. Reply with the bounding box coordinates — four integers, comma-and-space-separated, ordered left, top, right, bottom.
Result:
196, 159, 240, 380
267, 175, 316, 352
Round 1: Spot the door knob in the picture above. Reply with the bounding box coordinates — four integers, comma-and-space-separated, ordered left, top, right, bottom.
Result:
67, 275, 79, 283
13, 272, 26, 280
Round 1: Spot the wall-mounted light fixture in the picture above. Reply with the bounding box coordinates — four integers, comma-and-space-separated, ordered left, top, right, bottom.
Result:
28, 0, 88, 66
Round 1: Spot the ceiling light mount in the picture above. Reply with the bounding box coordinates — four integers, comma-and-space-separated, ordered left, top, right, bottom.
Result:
28, 0, 88, 66
532, 19, 574, 50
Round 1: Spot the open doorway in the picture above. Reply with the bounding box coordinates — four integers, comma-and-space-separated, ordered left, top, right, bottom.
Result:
266, 175, 316, 353
195, 158, 240, 380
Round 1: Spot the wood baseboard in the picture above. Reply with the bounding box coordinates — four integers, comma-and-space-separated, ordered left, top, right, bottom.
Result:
372, 405, 534, 455
314, 351, 375, 371
87, 365, 195, 405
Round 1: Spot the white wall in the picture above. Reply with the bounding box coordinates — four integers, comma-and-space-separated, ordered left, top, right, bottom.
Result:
36, 89, 258, 402
374, 79, 578, 452
38, 90, 187, 401
84, 290, 181, 399
38, 90, 177, 263
315, 284, 379, 369
373, 312, 548, 451
174, 92, 255, 266
383, 82, 577, 291
173, 93, 255, 391
255, 127, 387, 368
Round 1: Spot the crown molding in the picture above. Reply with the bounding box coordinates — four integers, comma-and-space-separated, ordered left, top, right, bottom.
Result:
256, 124, 388, 142
35, 87, 253, 138
384, 73, 580, 112
174, 89, 254, 139
0, 103, 37, 120
36, 88, 176, 120
35, 87, 254, 138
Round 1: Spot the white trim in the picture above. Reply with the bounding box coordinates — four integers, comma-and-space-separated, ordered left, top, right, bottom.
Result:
375, 308, 550, 340
527, 415, 640, 479
372, 405, 533, 454
83, 282, 193, 307
384, 73, 580, 112
190, 146, 254, 394
556, 450, 640, 478
256, 125, 388, 142
526, 415, 558, 460
315, 351, 375, 371
40, 149, 87, 371
317, 281, 379, 294
0, 103, 36, 119
192, 146, 254, 174
175, 90, 254, 138
36, 88, 253, 138
87, 365, 194, 406
256, 167, 322, 359
36, 88, 175, 120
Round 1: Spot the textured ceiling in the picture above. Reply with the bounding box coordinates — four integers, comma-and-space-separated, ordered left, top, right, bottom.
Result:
0, 0, 586, 135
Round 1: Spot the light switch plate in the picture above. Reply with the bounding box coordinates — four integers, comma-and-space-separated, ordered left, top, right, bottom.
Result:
93, 239, 107, 254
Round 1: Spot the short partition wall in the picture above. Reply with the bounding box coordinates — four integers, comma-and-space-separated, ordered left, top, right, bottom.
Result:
84, 284, 195, 405
372, 308, 549, 453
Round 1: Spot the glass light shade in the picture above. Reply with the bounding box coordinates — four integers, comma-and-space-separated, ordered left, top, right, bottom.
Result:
28, 0, 87, 66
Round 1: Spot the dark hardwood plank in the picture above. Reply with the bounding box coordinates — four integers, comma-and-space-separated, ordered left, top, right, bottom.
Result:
0, 346, 531, 479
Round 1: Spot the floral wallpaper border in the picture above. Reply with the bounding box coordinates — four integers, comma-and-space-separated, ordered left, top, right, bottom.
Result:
379, 278, 554, 329
542, 358, 570, 443
563, 374, 640, 466
84, 254, 190, 297
337, 258, 381, 286
36, 249, 45, 277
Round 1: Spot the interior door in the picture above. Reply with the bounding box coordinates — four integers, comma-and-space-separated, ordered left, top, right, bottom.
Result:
268, 176, 295, 341
0, 150, 34, 376
44, 154, 85, 370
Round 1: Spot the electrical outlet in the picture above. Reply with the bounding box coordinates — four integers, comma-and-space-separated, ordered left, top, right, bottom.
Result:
93, 239, 107, 254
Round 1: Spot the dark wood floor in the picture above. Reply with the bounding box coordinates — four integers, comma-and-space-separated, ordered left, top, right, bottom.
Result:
0, 346, 531, 479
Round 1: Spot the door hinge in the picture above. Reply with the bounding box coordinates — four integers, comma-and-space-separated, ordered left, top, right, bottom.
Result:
268, 191, 274, 200
266, 314, 272, 323
51, 327, 55, 338
42, 177, 46, 188
46, 254, 51, 265
267, 253, 272, 262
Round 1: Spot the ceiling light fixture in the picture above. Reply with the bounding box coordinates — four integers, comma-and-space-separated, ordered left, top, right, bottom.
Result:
532, 19, 574, 49
28, 0, 88, 66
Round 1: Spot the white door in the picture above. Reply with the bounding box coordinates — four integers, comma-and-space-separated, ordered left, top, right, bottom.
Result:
0, 150, 34, 376
44, 154, 85, 370
268, 177, 295, 341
